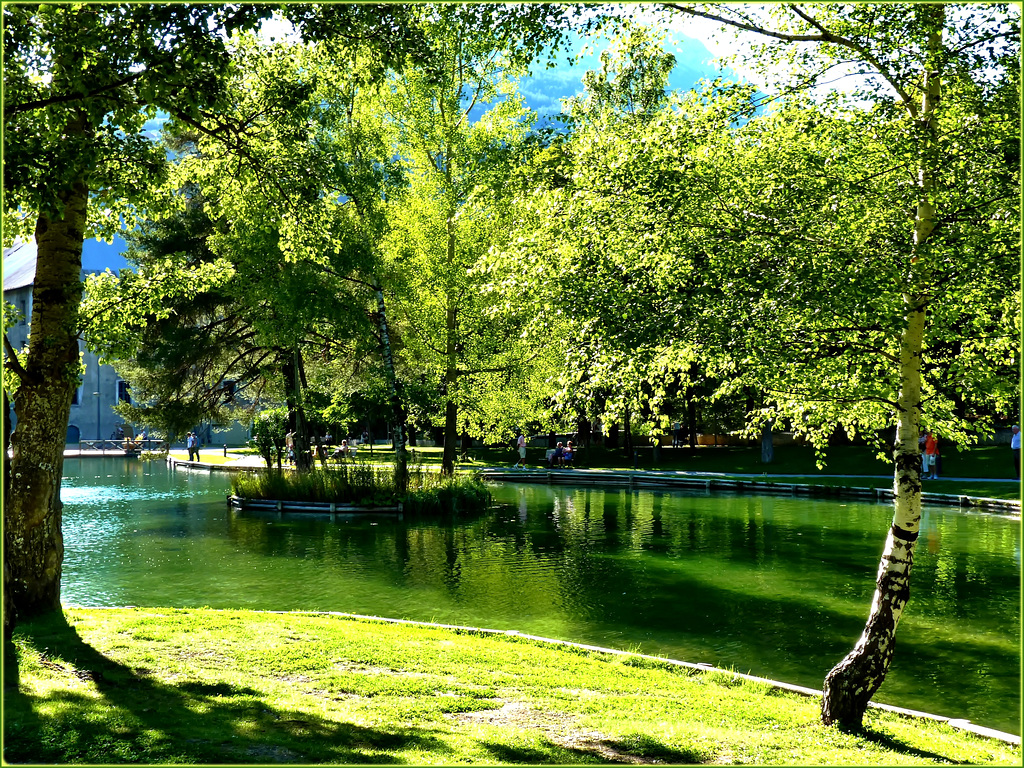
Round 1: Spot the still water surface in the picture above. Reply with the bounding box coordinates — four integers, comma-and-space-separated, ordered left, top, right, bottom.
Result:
60, 458, 1020, 734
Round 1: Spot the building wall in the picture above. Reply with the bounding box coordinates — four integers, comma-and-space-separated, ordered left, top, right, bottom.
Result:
5, 276, 126, 443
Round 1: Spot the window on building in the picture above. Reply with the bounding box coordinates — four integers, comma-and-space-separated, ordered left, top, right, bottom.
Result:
117, 380, 131, 404
71, 387, 80, 405
19, 299, 26, 325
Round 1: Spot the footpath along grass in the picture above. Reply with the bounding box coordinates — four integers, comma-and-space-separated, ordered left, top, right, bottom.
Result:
5, 608, 1020, 765
168, 444, 1021, 501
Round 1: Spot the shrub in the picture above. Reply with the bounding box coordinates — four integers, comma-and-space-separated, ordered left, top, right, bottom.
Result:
231, 462, 490, 515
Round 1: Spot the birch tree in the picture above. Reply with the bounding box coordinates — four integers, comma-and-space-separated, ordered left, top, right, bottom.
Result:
515, 2, 1019, 728
659, 1, 1019, 727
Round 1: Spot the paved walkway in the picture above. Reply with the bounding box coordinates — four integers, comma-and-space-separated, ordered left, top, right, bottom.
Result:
62, 448, 1019, 485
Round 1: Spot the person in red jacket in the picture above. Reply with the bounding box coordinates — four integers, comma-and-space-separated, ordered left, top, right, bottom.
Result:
923, 431, 939, 480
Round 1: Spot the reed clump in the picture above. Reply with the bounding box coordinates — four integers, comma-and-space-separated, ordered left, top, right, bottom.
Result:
231, 461, 490, 515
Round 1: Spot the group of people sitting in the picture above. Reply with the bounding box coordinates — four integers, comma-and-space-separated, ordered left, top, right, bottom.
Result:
547, 440, 575, 468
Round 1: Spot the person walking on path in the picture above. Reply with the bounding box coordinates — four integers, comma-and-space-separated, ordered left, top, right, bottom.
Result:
185, 432, 196, 461
1011, 425, 1020, 478
513, 432, 527, 469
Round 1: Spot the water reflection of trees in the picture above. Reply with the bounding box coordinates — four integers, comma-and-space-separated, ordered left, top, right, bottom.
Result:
63, 460, 1020, 733
216, 485, 1023, 736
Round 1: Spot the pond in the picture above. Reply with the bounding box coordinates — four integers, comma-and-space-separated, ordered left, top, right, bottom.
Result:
59, 457, 1020, 735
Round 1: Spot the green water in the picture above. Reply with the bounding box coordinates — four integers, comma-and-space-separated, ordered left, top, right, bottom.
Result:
59, 458, 1020, 734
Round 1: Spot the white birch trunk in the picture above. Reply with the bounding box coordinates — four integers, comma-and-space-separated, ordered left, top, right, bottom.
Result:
821, 9, 943, 728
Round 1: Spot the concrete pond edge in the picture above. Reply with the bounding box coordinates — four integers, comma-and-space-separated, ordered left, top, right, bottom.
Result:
480, 469, 1022, 514
165, 456, 1019, 513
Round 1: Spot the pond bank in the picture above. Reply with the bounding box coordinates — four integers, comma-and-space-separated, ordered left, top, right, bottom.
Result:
6, 607, 1020, 765
157, 454, 1019, 511
480, 468, 1022, 513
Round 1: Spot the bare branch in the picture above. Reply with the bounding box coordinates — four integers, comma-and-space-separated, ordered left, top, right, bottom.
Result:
661, 3, 918, 115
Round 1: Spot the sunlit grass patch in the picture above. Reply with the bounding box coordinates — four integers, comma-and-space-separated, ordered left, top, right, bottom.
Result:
5, 607, 1019, 765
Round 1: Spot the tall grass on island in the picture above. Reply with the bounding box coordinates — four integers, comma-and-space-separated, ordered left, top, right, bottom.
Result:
231, 461, 490, 515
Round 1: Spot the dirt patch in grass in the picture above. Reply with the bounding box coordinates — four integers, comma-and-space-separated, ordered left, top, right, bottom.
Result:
456, 702, 692, 764
240, 744, 304, 762
333, 661, 410, 676
457, 700, 568, 730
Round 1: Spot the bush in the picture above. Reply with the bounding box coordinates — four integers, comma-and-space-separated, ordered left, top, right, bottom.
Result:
250, 408, 288, 468
231, 462, 490, 516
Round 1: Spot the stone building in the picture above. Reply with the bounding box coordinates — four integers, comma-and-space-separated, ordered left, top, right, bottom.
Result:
3, 239, 129, 443
4, 238, 252, 447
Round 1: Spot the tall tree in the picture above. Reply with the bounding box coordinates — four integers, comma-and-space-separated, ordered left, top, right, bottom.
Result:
501, 3, 1019, 729
383, 4, 586, 474
2, 3, 270, 630
661, 1, 1020, 727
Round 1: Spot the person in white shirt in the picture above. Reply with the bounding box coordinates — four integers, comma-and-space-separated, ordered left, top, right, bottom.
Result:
513, 432, 527, 469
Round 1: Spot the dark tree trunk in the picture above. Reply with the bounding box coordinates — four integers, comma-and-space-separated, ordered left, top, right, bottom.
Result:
623, 407, 633, 458
373, 279, 408, 491
283, 351, 313, 472
4, 388, 13, 637
761, 421, 774, 464
5, 179, 88, 629
606, 423, 618, 448
442, 400, 458, 475
686, 390, 698, 449
577, 415, 591, 448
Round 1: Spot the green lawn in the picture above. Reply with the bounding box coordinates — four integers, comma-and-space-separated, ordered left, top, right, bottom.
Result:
384, 442, 1018, 479
5, 608, 1019, 765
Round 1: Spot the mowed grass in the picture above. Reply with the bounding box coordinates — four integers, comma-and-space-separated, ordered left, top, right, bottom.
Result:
5, 608, 1020, 765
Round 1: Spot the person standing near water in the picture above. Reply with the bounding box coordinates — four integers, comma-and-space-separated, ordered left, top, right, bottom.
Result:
513, 432, 527, 469
285, 430, 295, 465
923, 431, 939, 480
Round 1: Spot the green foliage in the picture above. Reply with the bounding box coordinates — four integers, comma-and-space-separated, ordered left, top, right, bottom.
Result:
250, 408, 288, 469
230, 463, 490, 515
2, 3, 272, 240
569, 24, 677, 118
495, 5, 1020, 457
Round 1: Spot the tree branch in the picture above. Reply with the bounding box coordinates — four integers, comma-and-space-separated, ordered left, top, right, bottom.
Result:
661, 3, 918, 114
5, 71, 149, 117
3, 333, 30, 383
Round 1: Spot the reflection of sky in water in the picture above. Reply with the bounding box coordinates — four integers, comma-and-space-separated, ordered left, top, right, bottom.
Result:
61, 485, 205, 504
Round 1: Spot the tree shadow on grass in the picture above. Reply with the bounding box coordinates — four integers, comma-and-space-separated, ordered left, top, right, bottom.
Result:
478, 733, 705, 765
3, 611, 446, 764
856, 725, 970, 765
